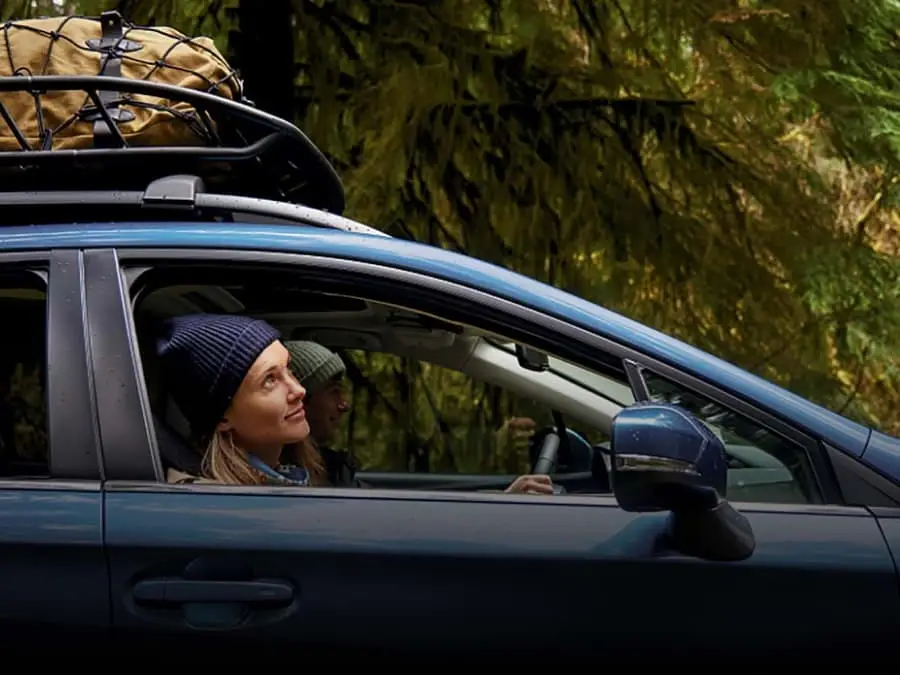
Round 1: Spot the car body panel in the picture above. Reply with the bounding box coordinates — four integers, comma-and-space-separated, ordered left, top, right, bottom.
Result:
0, 483, 107, 643
862, 431, 900, 483
0, 249, 109, 654
873, 511, 900, 579
104, 484, 899, 656
2, 223, 896, 659
0, 222, 873, 458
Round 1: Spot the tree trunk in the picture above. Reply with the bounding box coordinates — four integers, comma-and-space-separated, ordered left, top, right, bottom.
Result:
229, 0, 295, 121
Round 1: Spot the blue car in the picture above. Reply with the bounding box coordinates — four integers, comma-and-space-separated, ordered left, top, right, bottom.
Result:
1, 71, 899, 662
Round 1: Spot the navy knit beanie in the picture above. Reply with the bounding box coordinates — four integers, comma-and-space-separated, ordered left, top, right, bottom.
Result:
156, 313, 282, 440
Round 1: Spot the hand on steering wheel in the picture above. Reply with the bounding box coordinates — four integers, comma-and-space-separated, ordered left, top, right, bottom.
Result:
499, 421, 567, 495
504, 474, 554, 494
528, 429, 566, 495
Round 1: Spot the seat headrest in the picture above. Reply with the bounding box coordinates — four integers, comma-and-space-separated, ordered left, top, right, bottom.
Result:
152, 415, 202, 476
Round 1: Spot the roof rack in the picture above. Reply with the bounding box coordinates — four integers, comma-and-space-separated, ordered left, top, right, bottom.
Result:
0, 173, 387, 237
0, 74, 346, 215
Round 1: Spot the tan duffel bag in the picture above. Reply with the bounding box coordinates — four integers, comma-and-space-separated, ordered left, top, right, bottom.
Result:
0, 11, 242, 151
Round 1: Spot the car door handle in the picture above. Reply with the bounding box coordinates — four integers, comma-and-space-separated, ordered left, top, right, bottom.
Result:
133, 577, 294, 607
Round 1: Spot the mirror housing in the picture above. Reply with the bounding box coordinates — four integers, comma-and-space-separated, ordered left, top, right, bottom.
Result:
609, 402, 755, 562
515, 344, 549, 372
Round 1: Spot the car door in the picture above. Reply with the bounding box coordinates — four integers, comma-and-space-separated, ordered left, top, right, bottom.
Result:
0, 249, 108, 655
90, 246, 900, 661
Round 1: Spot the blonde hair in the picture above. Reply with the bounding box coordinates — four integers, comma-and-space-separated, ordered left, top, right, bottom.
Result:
201, 430, 328, 486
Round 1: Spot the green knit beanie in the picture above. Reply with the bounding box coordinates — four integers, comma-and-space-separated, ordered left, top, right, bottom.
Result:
285, 340, 346, 394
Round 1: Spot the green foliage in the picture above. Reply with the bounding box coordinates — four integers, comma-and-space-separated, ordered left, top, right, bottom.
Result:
287, 0, 900, 433
4, 0, 900, 442
5, 362, 47, 462
336, 351, 546, 473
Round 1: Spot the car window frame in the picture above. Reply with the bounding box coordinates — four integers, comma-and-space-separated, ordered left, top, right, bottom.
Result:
0, 249, 102, 489
100, 246, 843, 506
625, 360, 843, 504
635, 366, 831, 504
103, 247, 638, 487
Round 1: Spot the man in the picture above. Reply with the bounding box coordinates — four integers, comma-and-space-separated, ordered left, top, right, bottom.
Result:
285, 341, 553, 494
285, 340, 360, 487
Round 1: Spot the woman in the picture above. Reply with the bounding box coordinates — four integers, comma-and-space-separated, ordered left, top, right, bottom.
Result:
158, 313, 553, 494
158, 313, 324, 486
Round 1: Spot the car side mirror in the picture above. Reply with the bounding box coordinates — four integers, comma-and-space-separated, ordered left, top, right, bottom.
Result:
609, 402, 755, 562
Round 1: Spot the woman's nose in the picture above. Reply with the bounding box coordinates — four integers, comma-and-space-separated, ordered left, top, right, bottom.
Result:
287, 376, 305, 399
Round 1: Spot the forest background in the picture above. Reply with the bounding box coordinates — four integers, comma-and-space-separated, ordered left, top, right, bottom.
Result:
3, 0, 899, 473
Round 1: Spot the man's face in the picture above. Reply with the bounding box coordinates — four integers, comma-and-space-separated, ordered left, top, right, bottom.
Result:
304, 375, 349, 445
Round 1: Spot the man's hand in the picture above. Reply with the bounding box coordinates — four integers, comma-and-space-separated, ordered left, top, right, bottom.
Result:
504, 474, 554, 495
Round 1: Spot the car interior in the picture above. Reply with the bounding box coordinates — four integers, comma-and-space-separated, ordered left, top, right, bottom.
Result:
130, 277, 808, 502
132, 280, 627, 491
0, 273, 48, 479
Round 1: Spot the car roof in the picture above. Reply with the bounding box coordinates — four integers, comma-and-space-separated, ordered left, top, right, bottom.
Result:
0, 220, 872, 455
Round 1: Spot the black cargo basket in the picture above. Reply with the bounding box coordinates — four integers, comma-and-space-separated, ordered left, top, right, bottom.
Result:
0, 73, 346, 215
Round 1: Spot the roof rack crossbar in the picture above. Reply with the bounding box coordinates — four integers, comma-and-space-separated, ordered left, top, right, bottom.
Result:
0, 190, 136, 206
0, 173, 388, 239
0, 75, 345, 214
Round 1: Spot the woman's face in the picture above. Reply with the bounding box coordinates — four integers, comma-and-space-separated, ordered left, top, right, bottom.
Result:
217, 341, 310, 455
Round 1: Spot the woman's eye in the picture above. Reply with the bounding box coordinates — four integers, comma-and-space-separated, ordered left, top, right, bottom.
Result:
263, 374, 277, 388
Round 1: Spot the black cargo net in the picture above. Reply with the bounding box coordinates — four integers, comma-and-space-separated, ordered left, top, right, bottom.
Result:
0, 13, 242, 150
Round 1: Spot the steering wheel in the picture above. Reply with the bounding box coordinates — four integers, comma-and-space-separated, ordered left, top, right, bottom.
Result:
531, 409, 571, 475
531, 428, 566, 495
532, 430, 561, 475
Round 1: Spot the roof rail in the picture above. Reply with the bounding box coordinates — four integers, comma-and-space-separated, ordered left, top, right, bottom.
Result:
0, 75, 346, 215
0, 173, 387, 237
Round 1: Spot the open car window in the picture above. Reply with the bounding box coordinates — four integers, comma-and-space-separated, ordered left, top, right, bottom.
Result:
135, 279, 632, 444
327, 346, 614, 476
132, 273, 629, 492
129, 265, 827, 504
644, 371, 823, 504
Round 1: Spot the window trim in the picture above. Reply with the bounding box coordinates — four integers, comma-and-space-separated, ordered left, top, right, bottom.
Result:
623, 359, 650, 401
0, 479, 100, 492
83, 249, 160, 481
109, 249, 640, 481
108, 247, 841, 506
826, 443, 900, 507
48, 250, 104, 481
0, 250, 101, 483
627, 362, 842, 504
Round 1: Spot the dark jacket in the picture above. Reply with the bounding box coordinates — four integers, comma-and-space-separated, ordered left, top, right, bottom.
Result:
319, 445, 367, 488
